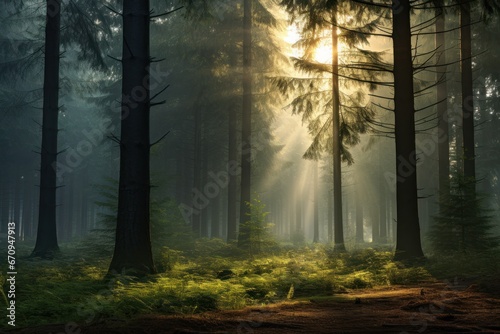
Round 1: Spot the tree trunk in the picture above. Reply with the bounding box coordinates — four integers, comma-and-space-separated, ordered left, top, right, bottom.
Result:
331, 16, 345, 252
14, 175, 22, 240
327, 186, 333, 243
436, 10, 450, 206
192, 102, 202, 237
313, 162, 319, 243
392, 0, 424, 262
371, 205, 379, 244
227, 103, 238, 241
238, 0, 252, 247
460, 1, 476, 183
355, 186, 364, 243
294, 191, 301, 233
22, 174, 33, 239
200, 133, 209, 238
211, 196, 220, 238
108, 0, 155, 276
31, 0, 61, 258
378, 184, 387, 244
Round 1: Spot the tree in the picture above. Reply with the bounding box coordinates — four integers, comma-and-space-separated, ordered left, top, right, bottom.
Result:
31, 0, 62, 259
458, 0, 500, 186
108, 0, 158, 275
312, 161, 320, 243
391, 0, 425, 261
171, 0, 283, 243
460, 0, 475, 184
429, 171, 499, 253
238, 195, 276, 256
238, 0, 253, 248
277, 0, 381, 250
30, 0, 112, 257
435, 5, 450, 209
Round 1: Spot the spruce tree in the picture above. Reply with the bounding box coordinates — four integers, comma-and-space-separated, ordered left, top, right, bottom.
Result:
429, 171, 499, 253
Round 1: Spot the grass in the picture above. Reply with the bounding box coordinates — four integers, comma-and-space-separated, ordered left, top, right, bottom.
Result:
0, 239, 448, 329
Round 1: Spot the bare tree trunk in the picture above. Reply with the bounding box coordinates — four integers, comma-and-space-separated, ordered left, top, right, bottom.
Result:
460, 1, 476, 183
331, 15, 345, 251
227, 104, 238, 241
355, 186, 364, 243
211, 196, 220, 238
192, 103, 202, 237
200, 134, 209, 238
327, 173, 333, 243
313, 162, 319, 243
238, 0, 252, 247
108, 0, 155, 276
436, 10, 450, 206
378, 183, 387, 243
31, 0, 61, 258
295, 194, 302, 233
392, 0, 424, 262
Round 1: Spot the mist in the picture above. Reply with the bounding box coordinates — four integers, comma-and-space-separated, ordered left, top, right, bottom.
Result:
1, 0, 500, 333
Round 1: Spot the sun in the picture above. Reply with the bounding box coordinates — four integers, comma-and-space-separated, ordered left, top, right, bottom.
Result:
313, 42, 332, 64
312, 29, 344, 64
285, 23, 345, 65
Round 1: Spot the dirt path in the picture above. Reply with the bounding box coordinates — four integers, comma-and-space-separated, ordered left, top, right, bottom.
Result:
7, 283, 500, 333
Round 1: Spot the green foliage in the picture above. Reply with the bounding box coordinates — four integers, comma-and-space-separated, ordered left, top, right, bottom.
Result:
3, 242, 438, 329
425, 252, 500, 282
81, 178, 195, 266
384, 263, 432, 285
238, 196, 277, 255
428, 172, 499, 254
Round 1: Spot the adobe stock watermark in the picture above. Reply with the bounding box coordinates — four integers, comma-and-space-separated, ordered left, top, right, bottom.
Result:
51, 63, 171, 181
400, 277, 461, 334
50, 273, 124, 334
178, 128, 270, 224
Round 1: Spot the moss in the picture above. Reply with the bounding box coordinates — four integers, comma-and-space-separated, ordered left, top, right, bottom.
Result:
2, 241, 437, 329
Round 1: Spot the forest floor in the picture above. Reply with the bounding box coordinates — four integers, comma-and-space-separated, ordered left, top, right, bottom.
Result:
7, 281, 500, 334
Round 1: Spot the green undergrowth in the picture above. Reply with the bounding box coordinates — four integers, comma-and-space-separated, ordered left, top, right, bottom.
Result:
425, 251, 500, 288
1, 241, 433, 329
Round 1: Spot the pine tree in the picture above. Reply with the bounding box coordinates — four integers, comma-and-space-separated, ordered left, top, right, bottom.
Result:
277, 0, 383, 250
429, 171, 499, 253
108, 0, 160, 276
237, 195, 276, 256
31, 0, 62, 259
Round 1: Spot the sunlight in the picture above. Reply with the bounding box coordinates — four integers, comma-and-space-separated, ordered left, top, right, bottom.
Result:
285, 24, 301, 57
312, 29, 344, 64
313, 42, 333, 64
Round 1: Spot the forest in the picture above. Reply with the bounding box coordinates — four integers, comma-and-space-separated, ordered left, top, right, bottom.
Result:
1, 0, 500, 333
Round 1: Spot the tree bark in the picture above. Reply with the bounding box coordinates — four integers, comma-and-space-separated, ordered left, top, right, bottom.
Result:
331, 15, 345, 251
355, 186, 364, 243
436, 10, 450, 206
392, 0, 424, 261
327, 175, 333, 243
211, 196, 220, 238
227, 102, 238, 241
238, 0, 252, 247
378, 183, 387, 243
200, 131, 209, 238
460, 1, 476, 183
32, 0, 61, 258
295, 190, 302, 233
192, 102, 202, 237
313, 162, 319, 243
108, 0, 155, 276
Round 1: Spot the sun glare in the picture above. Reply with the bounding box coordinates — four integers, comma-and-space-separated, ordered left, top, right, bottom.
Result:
313, 43, 333, 64
286, 23, 345, 64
